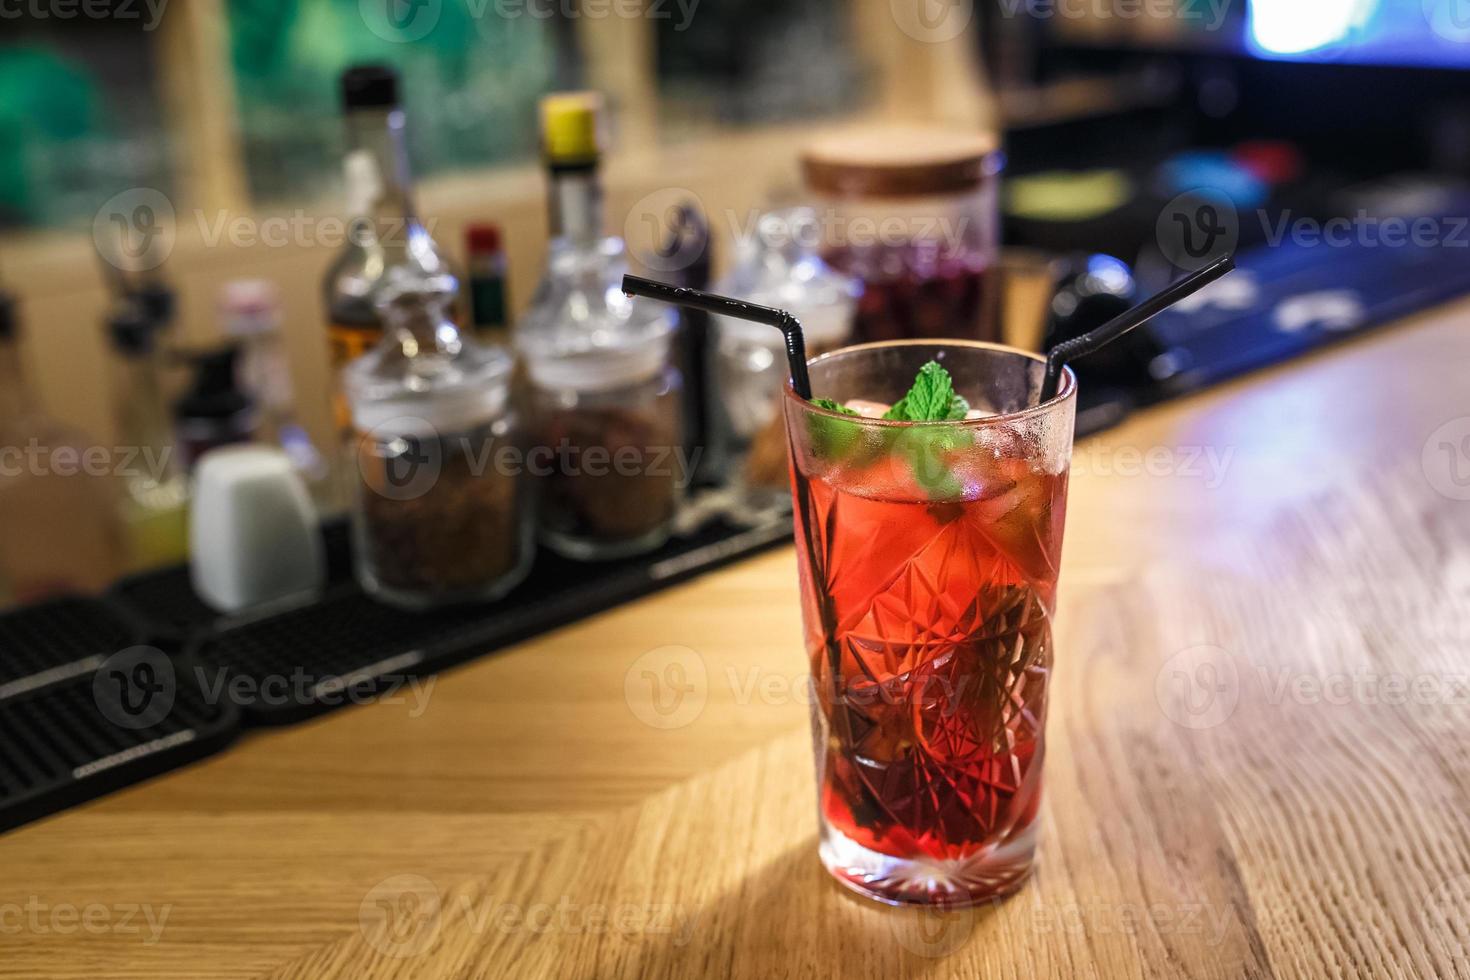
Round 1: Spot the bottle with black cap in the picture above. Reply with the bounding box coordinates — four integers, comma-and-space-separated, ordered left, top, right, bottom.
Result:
107, 300, 189, 571
172, 345, 258, 472
323, 64, 456, 430
0, 287, 124, 601
135, 278, 177, 335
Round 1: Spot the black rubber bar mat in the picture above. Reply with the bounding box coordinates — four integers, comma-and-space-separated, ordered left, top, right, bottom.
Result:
188, 514, 794, 725
0, 597, 144, 700
109, 522, 357, 647
107, 567, 224, 649
0, 599, 240, 834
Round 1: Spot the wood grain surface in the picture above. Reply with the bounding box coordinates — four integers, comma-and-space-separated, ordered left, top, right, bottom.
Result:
3, 303, 1470, 978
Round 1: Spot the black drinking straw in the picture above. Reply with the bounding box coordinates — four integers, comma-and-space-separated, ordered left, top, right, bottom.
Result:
622, 275, 813, 400
1040, 254, 1236, 404
624, 274, 862, 751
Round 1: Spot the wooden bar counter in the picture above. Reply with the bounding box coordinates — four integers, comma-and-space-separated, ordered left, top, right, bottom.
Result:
4, 302, 1470, 979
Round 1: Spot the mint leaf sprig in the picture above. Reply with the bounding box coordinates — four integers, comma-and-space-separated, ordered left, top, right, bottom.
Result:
807, 398, 863, 460
807, 361, 974, 499
881, 361, 972, 498
812, 398, 858, 416
882, 361, 970, 423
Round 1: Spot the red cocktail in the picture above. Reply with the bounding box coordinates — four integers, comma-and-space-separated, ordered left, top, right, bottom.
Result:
784, 341, 1076, 906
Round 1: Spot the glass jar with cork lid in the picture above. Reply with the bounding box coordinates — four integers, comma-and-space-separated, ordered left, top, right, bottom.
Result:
345, 267, 532, 608
801, 126, 1004, 344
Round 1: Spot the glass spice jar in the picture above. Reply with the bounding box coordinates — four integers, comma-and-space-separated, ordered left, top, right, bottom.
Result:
345, 268, 532, 608
712, 207, 856, 507
525, 342, 682, 561
801, 125, 1004, 343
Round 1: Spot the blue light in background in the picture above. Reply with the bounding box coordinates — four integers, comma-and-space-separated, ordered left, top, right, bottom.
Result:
1248, 0, 1379, 55
1085, 254, 1133, 293
1243, 0, 1470, 66
1158, 151, 1270, 210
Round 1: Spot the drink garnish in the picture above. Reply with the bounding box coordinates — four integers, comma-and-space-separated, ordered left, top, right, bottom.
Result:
881, 361, 970, 422
808, 398, 862, 459
807, 361, 970, 499
808, 360, 967, 424
812, 397, 858, 416
885, 362, 970, 497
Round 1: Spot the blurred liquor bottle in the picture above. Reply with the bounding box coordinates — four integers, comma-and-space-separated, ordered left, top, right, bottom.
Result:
0, 290, 125, 603
219, 280, 328, 500
171, 345, 258, 472
106, 302, 189, 572
322, 65, 457, 430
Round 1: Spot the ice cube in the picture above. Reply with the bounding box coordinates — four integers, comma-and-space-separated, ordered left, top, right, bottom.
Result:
976, 425, 1027, 460
843, 399, 892, 419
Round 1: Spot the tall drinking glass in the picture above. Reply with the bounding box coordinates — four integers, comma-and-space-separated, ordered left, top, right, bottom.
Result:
784, 341, 1076, 906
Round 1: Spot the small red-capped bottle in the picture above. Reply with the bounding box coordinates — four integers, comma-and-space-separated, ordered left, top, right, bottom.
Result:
465, 222, 508, 344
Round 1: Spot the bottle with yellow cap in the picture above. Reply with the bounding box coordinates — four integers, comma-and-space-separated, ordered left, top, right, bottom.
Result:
536, 92, 611, 244
515, 92, 684, 562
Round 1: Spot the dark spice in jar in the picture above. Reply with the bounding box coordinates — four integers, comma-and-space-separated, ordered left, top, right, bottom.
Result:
537, 406, 677, 543
744, 413, 792, 490
357, 424, 522, 593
